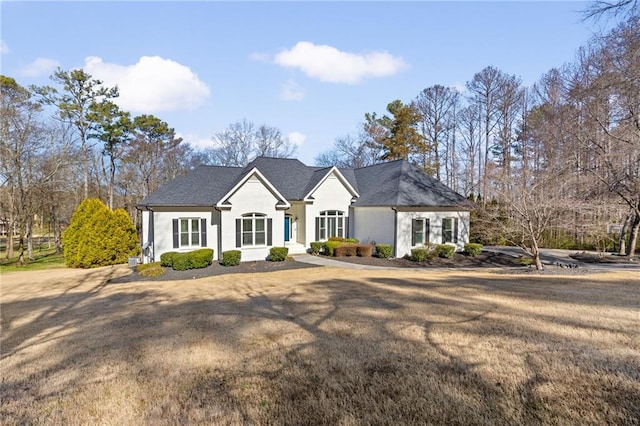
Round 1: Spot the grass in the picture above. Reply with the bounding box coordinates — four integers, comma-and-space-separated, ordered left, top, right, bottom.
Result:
1, 266, 639, 424
0, 248, 65, 273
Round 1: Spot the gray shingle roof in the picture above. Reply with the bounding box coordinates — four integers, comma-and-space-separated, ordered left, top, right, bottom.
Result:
353, 160, 469, 207
138, 157, 469, 209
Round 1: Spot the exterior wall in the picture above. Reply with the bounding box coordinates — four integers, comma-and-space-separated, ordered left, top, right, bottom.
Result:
395, 209, 470, 258
351, 207, 396, 246
303, 172, 354, 244
141, 206, 220, 263
220, 175, 285, 261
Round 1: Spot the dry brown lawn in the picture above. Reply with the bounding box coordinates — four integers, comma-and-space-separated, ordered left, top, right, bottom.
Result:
1, 265, 639, 425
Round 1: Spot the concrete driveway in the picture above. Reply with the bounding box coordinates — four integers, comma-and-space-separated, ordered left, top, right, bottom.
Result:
485, 246, 640, 271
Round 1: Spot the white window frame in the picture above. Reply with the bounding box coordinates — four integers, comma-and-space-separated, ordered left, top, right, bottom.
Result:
241, 213, 266, 247
180, 218, 201, 248
412, 218, 430, 246
319, 210, 344, 240
442, 217, 458, 244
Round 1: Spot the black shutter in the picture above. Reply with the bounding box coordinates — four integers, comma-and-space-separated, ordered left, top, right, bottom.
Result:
315, 217, 320, 241
235, 219, 241, 248
172, 219, 179, 248
411, 219, 416, 246
425, 219, 430, 243
200, 218, 207, 247
454, 218, 459, 243
267, 218, 273, 246
344, 217, 349, 239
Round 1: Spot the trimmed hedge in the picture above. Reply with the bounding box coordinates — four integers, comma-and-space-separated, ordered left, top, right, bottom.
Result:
437, 244, 456, 259
375, 244, 393, 259
328, 236, 346, 242
269, 247, 289, 261
411, 248, 431, 262
334, 244, 357, 257
160, 248, 213, 270
160, 251, 177, 267
221, 250, 241, 266
346, 238, 359, 243
310, 241, 323, 255
464, 243, 483, 256
324, 241, 343, 256
356, 244, 373, 257
137, 262, 165, 277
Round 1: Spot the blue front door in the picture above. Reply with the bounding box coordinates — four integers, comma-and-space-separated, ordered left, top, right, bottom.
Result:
284, 217, 290, 242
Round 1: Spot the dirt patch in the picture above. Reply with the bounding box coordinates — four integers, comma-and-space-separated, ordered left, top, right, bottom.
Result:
570, 252, 639, 264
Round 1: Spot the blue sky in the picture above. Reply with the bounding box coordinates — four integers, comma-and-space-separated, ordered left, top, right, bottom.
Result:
1, 1, 610, 164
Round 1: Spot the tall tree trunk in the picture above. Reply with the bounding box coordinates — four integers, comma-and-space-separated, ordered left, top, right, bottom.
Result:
627, 209, 640, 258
26, 218, 34, 260
618, 210, 632, 255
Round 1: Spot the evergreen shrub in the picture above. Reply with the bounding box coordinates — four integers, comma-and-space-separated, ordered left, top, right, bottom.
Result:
410, 248, 431, 262
172, 252, 191, 271
62, 199, 139, 268
464, 243, 483, 257
310, 242, 323, 255
190, 248, 214, 268
221, 250, 241, 266
375, 244, 393, 259
334, 244, 357, 257
437, 244, 456, 258
324, 241, 342, 256
269, 247, 289, 261
137, 262, 165, 277
328, 237, 346, 242
160, 251, 177, 267
345, 238, 359, 243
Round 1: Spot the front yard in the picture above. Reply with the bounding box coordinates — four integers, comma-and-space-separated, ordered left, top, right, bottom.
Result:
1, 266, 638, 424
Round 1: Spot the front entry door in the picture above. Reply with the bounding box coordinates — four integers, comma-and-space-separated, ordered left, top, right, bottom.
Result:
284, 216, 291, 242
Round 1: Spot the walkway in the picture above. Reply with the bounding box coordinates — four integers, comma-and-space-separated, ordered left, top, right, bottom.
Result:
293, 254, 395, 270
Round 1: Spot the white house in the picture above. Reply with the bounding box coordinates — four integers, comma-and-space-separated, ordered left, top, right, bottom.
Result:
137, 157, 471, 263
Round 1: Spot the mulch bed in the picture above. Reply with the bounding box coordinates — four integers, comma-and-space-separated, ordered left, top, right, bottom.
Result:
110, 259, 320, 283
328, 251, 526, 269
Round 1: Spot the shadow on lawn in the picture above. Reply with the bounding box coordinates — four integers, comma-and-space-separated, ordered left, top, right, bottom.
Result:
1, 270, 639, 424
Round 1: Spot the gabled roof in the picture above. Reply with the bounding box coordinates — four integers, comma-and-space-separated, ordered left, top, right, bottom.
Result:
216, 167, 290, 209
138, 156, 469, 209
353, 160, 469, 207
138, 165, 244, 207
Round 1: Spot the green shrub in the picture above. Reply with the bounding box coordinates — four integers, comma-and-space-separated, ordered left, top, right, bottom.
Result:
172, 252, 190, 271
269, 247, 289, 261
190, 248, 214, 268
437, 244, 456, 259
310, 242, 323, 255
334, 244, 357, 257
137, 262, 165, 277
356, 244, 373, 257
63, 199, 140, 268
410, 248, 431, 262
464, 243, 483, 257
328, 236, 346, 242
346, 238, 359, 243
324, 241, 343, 256
160, 251, 177, 267
221, 250, 241, 266
375, 244, 393, 259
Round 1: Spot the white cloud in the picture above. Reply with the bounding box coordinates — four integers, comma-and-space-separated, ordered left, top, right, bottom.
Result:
274, 41, 407, 84
280, 79, 304, 101
0, 40, 9, 55
451, 82, 467, 94
176, 132, 213, 150
21, 57, 60, 77
84, 56, 210, 113
287, 131, 306, 146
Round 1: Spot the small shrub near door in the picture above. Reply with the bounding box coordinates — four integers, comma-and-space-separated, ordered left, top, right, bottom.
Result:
190, 248, 214, 268
437, 244, 456, 259
310, 242, 323, 255
410, 248, 431, 262
334, 244, 357, 257
221, 250, 241, 266
323, 241, 342, 256
464, 243, 483, 256
375, 244, 393, 259
269, 247, 289, 261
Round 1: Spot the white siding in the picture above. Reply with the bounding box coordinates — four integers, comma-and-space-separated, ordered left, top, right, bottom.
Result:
351, 207, 395, 246
304, 173, 354, 244
395, 210, 470, 257
141, 207, 219, 263
220, 175, 285, 261
287, 201, 306, 244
